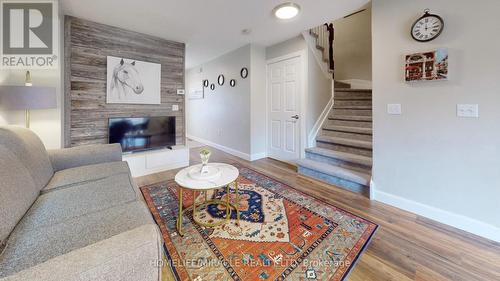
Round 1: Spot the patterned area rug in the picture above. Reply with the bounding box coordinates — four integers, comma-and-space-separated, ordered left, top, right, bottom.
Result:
140, 165, 378, 281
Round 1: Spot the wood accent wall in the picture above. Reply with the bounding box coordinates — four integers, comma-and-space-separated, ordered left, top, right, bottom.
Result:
64, 16, 185, 147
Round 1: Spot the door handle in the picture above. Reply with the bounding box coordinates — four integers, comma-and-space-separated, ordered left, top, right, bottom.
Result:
291, 115, 299, 120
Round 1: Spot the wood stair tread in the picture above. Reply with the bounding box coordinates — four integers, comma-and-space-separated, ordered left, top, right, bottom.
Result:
335, 88, 372, 93
316, 135, 373, 149
329, 115, 372, 122
323, 125, 372, 135
332, 105, 372, 110
334, 96, 372, 100
297, 159, 371, 186
306, 147, 372, 167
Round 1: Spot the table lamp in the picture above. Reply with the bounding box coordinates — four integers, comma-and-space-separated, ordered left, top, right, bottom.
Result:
0, 71, 57, 128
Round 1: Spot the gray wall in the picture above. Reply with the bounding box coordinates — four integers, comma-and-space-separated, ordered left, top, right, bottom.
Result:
333, 6, 372, 81
266, 36, 307, 60
307, 47, 332, 138
372, 0, 500, 236
187, 45, 252, 154
250, 45, 267, 156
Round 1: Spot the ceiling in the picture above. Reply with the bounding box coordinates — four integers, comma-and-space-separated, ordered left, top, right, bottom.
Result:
60, 0, 369, 69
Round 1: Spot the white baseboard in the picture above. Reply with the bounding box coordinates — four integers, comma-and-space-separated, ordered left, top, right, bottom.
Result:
308, 92, 334, 148
338, 79, 372, 89
187, 134, 260, 161
250, 152, 267, 161
372, 188, 500, 243
369, 179, 376, 200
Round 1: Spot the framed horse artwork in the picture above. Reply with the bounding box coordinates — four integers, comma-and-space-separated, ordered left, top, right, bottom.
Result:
106, 56, 161, 104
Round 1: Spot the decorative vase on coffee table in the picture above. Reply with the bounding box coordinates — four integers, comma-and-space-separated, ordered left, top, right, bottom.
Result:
200, 149, 211, 174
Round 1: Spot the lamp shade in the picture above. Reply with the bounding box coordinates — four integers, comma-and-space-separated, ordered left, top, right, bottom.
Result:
0, 85, 56, 110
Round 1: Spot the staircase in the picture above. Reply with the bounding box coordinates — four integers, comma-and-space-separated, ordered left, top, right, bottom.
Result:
297, 24, 373, 196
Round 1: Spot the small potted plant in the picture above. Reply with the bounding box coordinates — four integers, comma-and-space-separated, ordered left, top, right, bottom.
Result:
200, 149, 211, 174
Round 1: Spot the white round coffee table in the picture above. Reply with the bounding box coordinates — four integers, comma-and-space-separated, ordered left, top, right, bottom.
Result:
174, 163, 240, 236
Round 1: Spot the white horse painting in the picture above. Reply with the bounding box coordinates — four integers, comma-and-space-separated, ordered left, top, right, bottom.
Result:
110, 59, 144, 100
106, 56, 161, 104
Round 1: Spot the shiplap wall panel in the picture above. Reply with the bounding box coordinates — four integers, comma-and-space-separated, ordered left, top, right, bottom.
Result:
64, 16, 185, 147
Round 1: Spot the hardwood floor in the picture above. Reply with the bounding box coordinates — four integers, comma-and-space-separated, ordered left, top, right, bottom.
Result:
135, 146, 500, 281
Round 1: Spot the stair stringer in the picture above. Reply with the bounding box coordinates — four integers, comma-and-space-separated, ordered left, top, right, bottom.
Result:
308, 80, 335, 147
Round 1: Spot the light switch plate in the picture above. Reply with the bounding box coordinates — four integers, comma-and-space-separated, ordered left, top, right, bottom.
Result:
457, 104, 479, 118
176, 89, 185, 95
172, 104, 179, 111
387, 104, 402, 115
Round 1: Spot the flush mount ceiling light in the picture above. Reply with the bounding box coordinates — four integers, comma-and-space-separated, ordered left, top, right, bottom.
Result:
273, 2, 301, 20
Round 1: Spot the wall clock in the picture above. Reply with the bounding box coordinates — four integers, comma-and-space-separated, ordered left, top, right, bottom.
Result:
229, 79, 236, 87
240, 67, 248, 79
217, 75, 225, 86
210, 83, 215, 91
203, 79, 209, 87
411, 9, 444, 42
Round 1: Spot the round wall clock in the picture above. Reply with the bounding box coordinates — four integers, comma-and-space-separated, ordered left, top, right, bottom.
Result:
210, 83, 215, 91
411, 9, 444, 42
229, 79, 236, 87
203, 79, 209, 87
240, 67, 248, 79
217, 75, 225, 86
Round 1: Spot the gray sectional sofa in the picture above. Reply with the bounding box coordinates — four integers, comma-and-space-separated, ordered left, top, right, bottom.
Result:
0, 126, 163, 280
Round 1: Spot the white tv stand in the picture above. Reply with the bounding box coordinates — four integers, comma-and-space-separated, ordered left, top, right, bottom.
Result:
122, 145, 189, 177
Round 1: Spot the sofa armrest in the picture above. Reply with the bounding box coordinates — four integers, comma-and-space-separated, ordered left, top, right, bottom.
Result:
48, 144, 122, 172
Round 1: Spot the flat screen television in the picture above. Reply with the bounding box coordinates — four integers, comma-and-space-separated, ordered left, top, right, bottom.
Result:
108, 116, 176, 153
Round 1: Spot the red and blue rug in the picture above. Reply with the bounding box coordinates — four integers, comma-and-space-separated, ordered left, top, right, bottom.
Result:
140, 165, 378, 281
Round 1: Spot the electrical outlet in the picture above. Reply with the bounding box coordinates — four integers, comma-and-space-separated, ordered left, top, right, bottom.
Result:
457, 104, 479, 118
176, 89, 185, 95
172, 104, 179, 111
387, 104, 402, 115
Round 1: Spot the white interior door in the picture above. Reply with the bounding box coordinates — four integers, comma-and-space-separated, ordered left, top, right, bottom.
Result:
267, 56, 301, 162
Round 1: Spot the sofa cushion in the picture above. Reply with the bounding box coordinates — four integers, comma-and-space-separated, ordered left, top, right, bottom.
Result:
42, 161, 130, 194
15, 173, 141, 232
0, 201, 154, 278
0, 127, 53, 191
0, 225, 162, 281
0, 145, 38, 244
